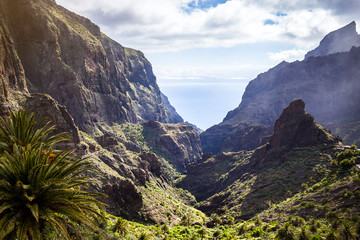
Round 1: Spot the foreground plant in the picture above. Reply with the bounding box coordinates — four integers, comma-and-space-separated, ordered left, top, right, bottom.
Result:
0, 110, 107, 240
0, 110, 68, 154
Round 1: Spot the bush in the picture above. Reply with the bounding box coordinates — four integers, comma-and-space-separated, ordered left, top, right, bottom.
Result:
290, 206, 297, 213
343, 189, 352, 199
325, 231, 337, 240
251, 228, 264, 237
291, 216, 305, 227
339, 158, 355, 170
311, 234, 323, 240
298, 226, 310, 240
237, 224, 247, 235
321, 198, 329, 204
326, 211, 338, 221
276, 223, 295, 240
304, 202, 316, 209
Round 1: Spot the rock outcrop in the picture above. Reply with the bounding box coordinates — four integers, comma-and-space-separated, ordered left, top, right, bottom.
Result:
143, 121, 203, 171
201, 22, 360, 154
269, 99, 340, 148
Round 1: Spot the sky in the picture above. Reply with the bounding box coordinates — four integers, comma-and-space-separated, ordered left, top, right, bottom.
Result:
56, 0, 360, 130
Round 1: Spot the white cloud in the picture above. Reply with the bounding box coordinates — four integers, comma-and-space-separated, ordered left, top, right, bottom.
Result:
56, 0, 359, 53
268, 49, 307, 62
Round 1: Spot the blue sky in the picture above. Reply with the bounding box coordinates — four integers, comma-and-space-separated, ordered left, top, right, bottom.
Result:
56, 0, 360, 130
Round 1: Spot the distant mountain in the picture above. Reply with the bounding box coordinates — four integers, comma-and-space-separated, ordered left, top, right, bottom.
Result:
201, 22, 360, 154
305, 21, 360, 59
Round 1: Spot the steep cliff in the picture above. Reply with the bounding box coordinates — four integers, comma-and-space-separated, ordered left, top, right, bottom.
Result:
201, 22, 360, 154
1, 0, 182, 132
0, 0, 202, 222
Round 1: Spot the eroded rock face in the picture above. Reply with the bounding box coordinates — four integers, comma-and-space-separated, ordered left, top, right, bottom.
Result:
269, 99, 340, 148
102, 178, 143, 218
143, 121, 203, 172
0, 0, 191, 222
0, 3, 27, 117
24, 93, 81, 147
2, 0, 182, 132
201, 27, 360, 154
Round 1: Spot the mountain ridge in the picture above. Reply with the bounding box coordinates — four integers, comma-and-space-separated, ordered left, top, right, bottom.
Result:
305, 21, 360, 59
201, 22, 360, 154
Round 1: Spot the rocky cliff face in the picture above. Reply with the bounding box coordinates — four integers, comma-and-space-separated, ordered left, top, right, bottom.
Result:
181, 100, 342, 219
0, 0, 201, 222
201, 23, 360, 154
269, 99, 340, 148
1, 0, 182, 132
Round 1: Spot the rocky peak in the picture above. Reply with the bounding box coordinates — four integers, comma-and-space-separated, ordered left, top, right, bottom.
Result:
269, 99, 340, 148
305, 21, 360, 59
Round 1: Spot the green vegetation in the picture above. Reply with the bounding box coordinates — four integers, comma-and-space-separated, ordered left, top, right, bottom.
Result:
1, 111, 359, 239
0, 111, 106, 239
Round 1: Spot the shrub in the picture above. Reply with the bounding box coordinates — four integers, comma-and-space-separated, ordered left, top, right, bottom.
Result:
112, 218, 129, 237
339, 159, 355, 170
213, 230, 221, 239
251, 227, 264, 237
237, 224, 247, 235
321, 198, 329, 204
325, 231, 337, 240
326, 211, 338, 221
304, 202, 316, 209
255, 216, 263, 226
343, 189, 352, 199
298, 226, 310, 240
290, 206, 297, 213
276, 223, 295, 240
309, 224, 317, 233
311, 234, 323, 240
350, 145, 358, 150
340, 220, 355, 240
291, 216, 305, 227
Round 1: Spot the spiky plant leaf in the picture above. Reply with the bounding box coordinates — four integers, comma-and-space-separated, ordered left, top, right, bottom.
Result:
0, 110, 108, 239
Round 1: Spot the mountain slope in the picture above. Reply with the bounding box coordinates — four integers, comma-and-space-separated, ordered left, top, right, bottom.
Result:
0, 0, 202, 222
180, 99, 342, 219
201, 22, 360, 154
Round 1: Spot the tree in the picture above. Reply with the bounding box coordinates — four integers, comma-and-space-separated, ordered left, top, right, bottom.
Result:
0, 110, 107, 240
